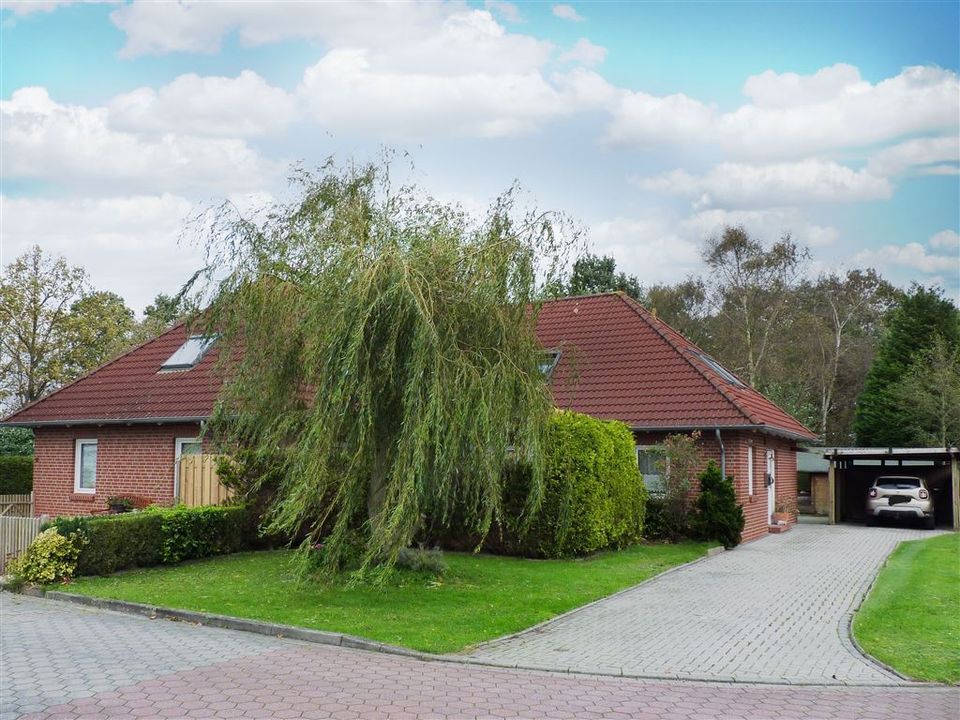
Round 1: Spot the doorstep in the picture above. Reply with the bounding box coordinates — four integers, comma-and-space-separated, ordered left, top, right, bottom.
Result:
768, 523, 792, 534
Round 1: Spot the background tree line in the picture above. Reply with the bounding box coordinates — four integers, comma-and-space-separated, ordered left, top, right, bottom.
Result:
549, 226, 960, 447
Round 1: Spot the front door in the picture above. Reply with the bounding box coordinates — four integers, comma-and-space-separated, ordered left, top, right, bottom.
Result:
766, 448, 776, 522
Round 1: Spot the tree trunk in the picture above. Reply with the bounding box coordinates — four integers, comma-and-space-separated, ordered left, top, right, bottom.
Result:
367, 438, 390, 528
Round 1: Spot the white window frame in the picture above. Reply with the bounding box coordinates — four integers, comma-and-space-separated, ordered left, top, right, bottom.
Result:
173, 437, 202, 498
74, 439, 98, 494
747, 445, 754, 496
636, 445, 667, 495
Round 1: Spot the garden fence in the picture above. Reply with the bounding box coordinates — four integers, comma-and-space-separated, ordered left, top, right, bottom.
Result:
0, 515, 41, 573
0, 492, 33, 517
177, 454, 233, 507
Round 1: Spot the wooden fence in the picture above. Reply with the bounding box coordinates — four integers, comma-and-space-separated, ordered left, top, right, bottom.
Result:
177, 454, 233, 507
0, 492, 33, 517
0, 515, 42, 573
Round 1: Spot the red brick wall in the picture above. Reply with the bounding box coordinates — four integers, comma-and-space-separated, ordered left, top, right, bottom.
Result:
33, 423, 204, 518
633, 429, 800, 544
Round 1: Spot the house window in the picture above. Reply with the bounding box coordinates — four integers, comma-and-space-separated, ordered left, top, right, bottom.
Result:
74, 439, 98, 493
637, 446, 666, 494
160, 335, 218, 371
747, 445, 754, 496
174, 437, 202, 497
538, 350, 561, 379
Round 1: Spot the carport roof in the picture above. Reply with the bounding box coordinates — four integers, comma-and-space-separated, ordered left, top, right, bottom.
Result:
820, 447, 959, 459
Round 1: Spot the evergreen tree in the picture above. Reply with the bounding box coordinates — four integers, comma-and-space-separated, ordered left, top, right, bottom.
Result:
692, 461, 744, 549
855, 286, 960, 446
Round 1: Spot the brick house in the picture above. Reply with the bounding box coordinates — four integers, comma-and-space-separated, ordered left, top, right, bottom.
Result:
1, 292, 816, 541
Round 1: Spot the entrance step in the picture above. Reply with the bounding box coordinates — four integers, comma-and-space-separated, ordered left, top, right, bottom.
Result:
768, 523, 792, 534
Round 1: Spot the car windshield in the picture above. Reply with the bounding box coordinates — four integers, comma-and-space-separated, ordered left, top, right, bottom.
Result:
875, 477, 921, 489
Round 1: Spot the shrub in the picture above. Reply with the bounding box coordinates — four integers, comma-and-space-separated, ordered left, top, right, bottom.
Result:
0, 455, 33, 494
692, 461, 745, 549
160, 505, 247, 563
643, 495, 692, 542
0, 427, 33, 456
7, 528, 83, 584
45, 505, 251, 576
396, 547, 447, 575
498, 411, 647, 558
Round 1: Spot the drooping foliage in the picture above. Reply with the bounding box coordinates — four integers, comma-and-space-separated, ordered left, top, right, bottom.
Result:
197, 160, 576, 578
855, 285, 960, 446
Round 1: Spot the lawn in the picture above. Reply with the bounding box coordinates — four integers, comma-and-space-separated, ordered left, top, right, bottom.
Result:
853, 532, 960, 684
63, 542, 707, 654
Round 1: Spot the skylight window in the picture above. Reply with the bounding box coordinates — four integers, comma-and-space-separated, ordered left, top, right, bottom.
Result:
539, 350, 561, 379
694, 351, 745, 387
160, 335, 218, 371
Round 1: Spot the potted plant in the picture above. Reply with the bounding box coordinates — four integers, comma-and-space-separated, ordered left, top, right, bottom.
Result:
771, 502, 793, 524
106, 496, 135, 514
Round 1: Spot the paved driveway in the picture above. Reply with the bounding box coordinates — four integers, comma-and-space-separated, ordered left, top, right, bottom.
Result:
467, 524, 942, 685
2, 593, 958, 720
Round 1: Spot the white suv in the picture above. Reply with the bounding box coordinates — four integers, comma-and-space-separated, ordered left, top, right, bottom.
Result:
865, 475, 935, 529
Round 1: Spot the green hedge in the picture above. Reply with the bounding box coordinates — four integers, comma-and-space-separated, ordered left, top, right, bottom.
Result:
0, 455, 32, 494
46, 505, 250, 576
498, 410, 647, 558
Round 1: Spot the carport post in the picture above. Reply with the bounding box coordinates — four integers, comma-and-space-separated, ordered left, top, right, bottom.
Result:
827, 460, 836, 525
952, 455, 959, 530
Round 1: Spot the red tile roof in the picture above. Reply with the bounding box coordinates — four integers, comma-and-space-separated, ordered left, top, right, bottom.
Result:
2, 323, 221, 426
537, 293, 817, 440
1, 292, 816, 440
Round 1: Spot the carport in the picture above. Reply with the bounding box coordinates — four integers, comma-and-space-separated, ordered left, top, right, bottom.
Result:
822, 447, 959, 528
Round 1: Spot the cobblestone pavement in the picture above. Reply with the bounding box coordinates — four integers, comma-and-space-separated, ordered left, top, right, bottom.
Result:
468, 524, 943, 684
3, 594, 958, 720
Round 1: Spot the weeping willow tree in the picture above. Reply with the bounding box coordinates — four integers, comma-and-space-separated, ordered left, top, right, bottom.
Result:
197, 160, 577, 578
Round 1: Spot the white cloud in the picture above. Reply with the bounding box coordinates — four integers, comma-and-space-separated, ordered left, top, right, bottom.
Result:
1, 194, 201, 312
108, 71, 297, 137
1, 87, 280, 195
609, 65, 960, 160
679, 207, 840, 250
1, 0, 113, 16
637, 159, 892, 208
559, 38, 607, 67
854, 242, 959, 274
929, 229, 960, 250
552, 4, 585, 22
484, 0, 522, 23
866, 135, 959, 176
588, 216, 701, 285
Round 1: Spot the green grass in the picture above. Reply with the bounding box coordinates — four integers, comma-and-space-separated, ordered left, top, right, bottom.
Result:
853, 533, 960, 684
63, 543, 707, 653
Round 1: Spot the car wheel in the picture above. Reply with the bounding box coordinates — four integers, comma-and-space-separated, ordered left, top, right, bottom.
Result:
925, 516, 936, 530
865, 516, 874, 527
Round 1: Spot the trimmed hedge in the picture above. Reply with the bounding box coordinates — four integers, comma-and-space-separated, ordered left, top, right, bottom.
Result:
0, 455, 33, 494
45, 505, 250, 576
498, 410, 648, 558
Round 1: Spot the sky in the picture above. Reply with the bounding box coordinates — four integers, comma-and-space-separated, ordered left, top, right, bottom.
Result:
1, 0, 958, 313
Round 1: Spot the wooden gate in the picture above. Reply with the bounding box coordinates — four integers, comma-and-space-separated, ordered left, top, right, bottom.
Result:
177, 455, 233, 507
0, 515, 42, 572
0, 492, 33, 517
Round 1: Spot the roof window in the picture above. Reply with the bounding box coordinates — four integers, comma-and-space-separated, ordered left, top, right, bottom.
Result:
694, 351, 745, 387
539, 350, 561, 379
160, 335, 218, 371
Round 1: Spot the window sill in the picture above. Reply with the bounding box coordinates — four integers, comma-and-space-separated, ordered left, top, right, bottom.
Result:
71, 492, 96, 502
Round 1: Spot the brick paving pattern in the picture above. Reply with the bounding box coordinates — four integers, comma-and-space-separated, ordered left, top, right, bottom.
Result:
3, 594, 958, 720
468, 524, 943, 684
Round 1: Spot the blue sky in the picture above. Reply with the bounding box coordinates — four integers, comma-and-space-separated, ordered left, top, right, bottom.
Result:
2, 0, 958, 311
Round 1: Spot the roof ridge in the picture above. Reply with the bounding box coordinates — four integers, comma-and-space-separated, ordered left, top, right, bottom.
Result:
613, 293, 764, 427
0, 320, 188, 424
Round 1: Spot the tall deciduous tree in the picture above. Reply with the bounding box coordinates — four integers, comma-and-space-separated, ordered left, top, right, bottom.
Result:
138, 291, 198, 340
63, 291, 138, 376
890, 336, 960, 447
855, 285, 960, 446
0, 246, 88, 409
702, 226, 808, 387
562, 253, 643, 300
200, 162, 575, 577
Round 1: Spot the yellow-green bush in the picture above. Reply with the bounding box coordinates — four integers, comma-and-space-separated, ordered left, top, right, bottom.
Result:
499, 410, 647, 558
7, 528, 83, 584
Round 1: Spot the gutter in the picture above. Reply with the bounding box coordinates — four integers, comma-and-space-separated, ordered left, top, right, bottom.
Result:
0, 416, 210, 428
629, 423, 817, 443
715, 428, 726, 477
